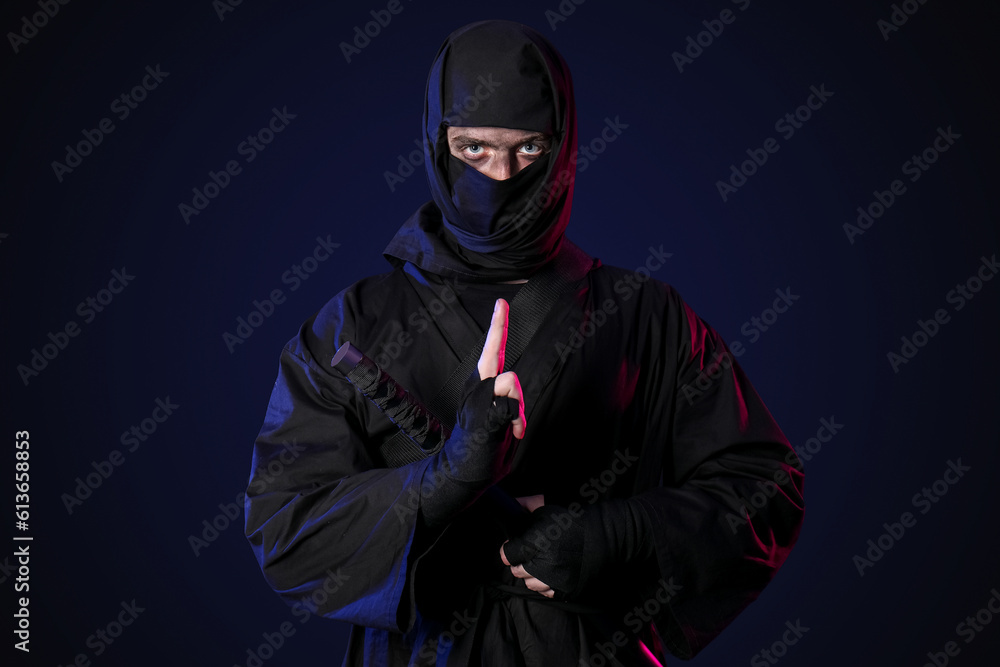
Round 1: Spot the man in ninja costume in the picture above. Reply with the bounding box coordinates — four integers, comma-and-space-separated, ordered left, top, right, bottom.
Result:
246, 20, 804, 666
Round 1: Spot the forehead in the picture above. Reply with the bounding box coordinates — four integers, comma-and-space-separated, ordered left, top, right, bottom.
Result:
446, 126, 549, 145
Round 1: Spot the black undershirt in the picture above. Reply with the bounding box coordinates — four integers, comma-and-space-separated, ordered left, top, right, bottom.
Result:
455, 280, 525, 333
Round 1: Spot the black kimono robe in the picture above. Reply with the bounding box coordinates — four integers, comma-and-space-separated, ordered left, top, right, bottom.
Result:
245, 238, 805, 666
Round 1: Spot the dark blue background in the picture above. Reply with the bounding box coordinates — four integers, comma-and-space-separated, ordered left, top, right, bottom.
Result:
3, 0, 998, 665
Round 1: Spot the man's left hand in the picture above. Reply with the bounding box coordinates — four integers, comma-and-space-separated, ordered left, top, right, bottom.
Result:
499, 504, 590, 599
499, 499, 654, 600
500, 543, 557, 598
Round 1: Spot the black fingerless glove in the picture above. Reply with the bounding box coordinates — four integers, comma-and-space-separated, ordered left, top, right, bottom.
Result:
502, 498, 654, 599
419, 375, 520, 527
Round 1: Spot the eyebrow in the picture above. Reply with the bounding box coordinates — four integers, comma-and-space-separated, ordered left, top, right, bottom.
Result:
448, 133, 550, 148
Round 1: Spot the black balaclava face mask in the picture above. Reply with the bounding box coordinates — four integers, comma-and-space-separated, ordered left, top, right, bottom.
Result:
384, 20, 578, 282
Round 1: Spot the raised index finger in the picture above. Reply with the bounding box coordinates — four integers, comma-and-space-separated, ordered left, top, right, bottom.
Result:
477, 298, 508, 380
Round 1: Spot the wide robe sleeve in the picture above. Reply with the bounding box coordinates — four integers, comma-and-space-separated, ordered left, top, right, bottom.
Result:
244, 276, 438, 633
628, 284, 805, 659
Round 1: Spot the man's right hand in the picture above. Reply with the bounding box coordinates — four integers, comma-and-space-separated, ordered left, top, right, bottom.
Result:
478, 298, 526, 439
444, 298, 526, 484
418, 298, 526, 526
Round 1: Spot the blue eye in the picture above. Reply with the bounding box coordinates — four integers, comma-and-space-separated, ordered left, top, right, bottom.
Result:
466, 145, 483, 155
521, 143, 540, 154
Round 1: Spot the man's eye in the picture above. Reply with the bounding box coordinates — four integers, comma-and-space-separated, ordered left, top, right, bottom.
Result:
464, 145, 484, 156
520, 143, 544, 155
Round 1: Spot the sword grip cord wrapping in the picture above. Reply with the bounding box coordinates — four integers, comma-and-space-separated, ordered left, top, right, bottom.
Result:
333, 341, 447, 454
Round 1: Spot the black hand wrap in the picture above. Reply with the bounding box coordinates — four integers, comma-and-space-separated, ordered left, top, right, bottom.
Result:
419, 375, 520, 527
502, 498, 654, 599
